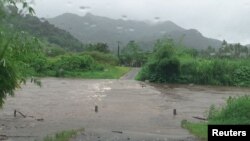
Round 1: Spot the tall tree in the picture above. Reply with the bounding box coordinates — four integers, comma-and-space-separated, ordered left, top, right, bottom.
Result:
120, 40, 145, 67
0, 0, 36, 107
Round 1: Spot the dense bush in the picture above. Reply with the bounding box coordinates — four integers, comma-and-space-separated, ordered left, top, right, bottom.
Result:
5, 32, 48, 76
0, 58, 18, 106
232, 66, 250, 86
43, 54, 106, 77
120, 41, 147, 67
137, 39, 181, 82
137, 38, 250, 87
179, 59, 235, 85
208, 95, 250, 124
81, 51, 118, 66
52, 54, 97, 72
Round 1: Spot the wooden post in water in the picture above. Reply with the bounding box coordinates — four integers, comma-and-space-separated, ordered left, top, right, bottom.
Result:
173, 109, 177, 116
14, 110, 17, 117
117, 41, 120, 58
95, 105, 98, 113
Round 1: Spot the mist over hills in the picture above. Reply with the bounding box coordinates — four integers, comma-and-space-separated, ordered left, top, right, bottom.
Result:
48, 13, 222, 50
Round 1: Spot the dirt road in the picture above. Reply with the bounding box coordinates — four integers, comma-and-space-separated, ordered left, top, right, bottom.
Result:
0, 75, 250, 140
120, 68, 140, 80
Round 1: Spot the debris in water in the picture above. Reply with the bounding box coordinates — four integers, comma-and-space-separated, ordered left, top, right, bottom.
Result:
36, 118, 44, 122
112, 131, 123, 134
14, 110, 26, 118
192, 116, 207, 121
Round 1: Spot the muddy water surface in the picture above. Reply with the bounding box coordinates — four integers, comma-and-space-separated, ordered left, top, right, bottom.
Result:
0, 78, 249, 141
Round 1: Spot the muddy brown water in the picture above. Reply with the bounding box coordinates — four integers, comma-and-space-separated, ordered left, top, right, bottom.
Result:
0, 77, 250, 141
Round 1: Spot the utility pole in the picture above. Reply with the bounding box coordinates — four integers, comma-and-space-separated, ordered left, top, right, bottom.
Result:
117, 41, 120, 58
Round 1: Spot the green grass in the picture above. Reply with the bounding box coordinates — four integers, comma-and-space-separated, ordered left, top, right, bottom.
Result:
181, 121, 208, 140
43, 129, 83, 141
64, 66, 131, 79
182, 96, 250, 140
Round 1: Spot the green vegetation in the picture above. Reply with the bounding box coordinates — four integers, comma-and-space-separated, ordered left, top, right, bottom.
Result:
0, 0, 39, 107
81, 51, 119, 66
120, 40, 148, 67
201, 40, 249, 58
85, 43, 110, 53
3, 8, 84, 51
50, 54, 98, 73
208, 95, 250, 124
182, 95, 250, 140
43, 129, 82, 141
63, 66, 130, 79
181, 121, 207, 139
136, 39, 180, 82
37, 52, 129, 79
137, 38, 250, 87
0, 27, 43, 107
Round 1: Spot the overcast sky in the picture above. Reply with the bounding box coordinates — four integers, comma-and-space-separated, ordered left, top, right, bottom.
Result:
30, 0, 250, 45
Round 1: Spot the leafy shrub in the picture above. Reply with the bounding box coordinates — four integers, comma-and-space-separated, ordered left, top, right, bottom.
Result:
119, 41, 147, 67
137, 39, 180, 82
178, 62, 197, 83
53, 54, 96, 72
232, 66, 250, 86
208, 96, 250, 124
0, 59, 18, 107
81, 51, 118, 65
28, 54, 48, 73
155, 57, 180, 82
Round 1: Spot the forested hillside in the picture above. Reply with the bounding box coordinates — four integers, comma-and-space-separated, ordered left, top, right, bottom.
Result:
48, 13, 222, 50
2, 7, 84, 51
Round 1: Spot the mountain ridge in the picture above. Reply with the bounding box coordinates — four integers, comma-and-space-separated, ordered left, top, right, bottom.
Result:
48, 13, 222, 50
3, 11, 84, 51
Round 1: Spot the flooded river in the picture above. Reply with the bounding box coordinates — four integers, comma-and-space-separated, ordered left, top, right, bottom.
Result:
0, 77, 249, 141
